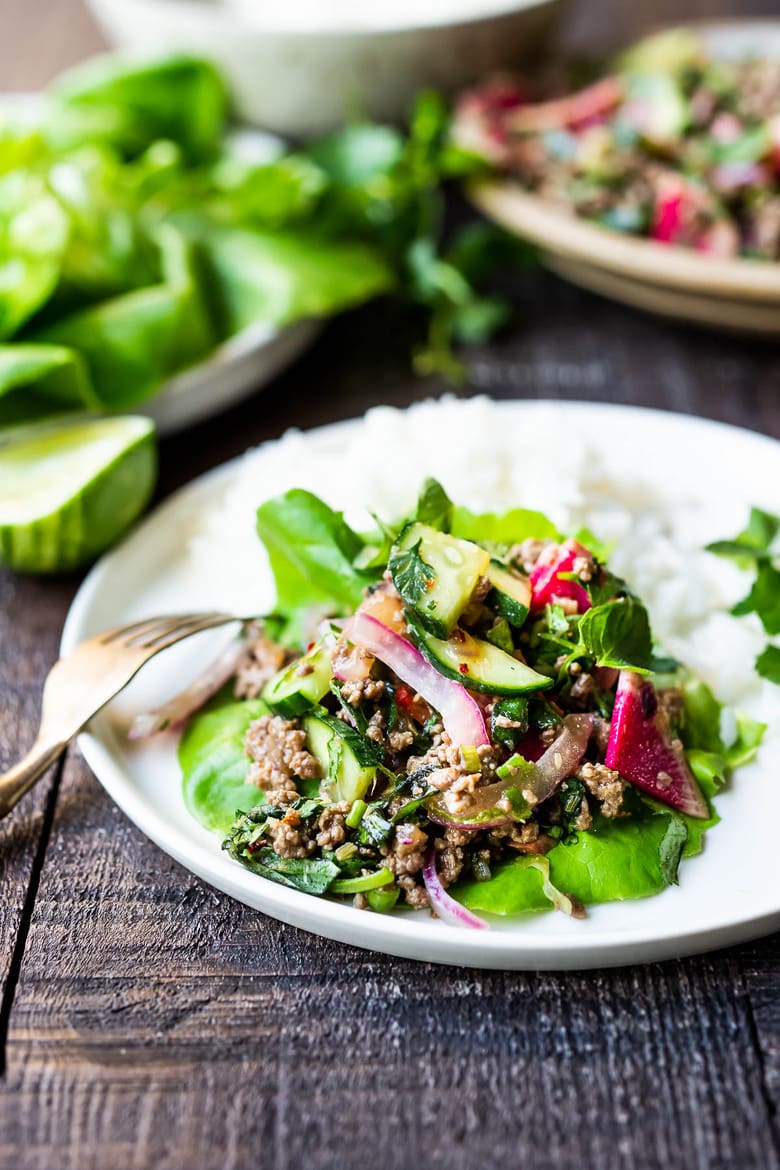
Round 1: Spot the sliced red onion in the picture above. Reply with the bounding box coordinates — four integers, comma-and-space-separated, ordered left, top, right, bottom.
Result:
422, 850, 489, 930
129, 637, 249, 740
350, 611, 489, 748
521, 713, 593, 804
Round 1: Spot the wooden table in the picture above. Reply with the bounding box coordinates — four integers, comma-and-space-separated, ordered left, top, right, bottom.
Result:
1, 2, 779, 1167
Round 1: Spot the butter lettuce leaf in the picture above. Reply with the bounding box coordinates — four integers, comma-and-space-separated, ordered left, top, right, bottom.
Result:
179, 694, 268, 835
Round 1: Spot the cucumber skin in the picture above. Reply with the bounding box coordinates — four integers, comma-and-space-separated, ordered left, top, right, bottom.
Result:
262, 645, 332, 718
486, 563, 530, 629
391, 521, 489, 640
405, 610, 553, 698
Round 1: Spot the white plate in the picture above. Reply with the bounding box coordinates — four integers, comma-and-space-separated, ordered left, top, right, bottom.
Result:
1, 93, 321, 435
61, 401, 780, 969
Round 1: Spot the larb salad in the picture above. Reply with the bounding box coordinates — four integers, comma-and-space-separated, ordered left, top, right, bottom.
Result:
144, 480, 765, 926
455, 28, 780, 260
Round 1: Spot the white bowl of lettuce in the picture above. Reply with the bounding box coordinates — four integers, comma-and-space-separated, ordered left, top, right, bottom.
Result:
0, 56, 397, 437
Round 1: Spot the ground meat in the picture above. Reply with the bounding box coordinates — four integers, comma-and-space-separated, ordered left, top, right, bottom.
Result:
388, 728, 415, 752
386, 823, 428, 876
658, 687, 685, 731
398, 875, 430, 910
434, 826, 469, 887
365, 709, 386, 744
540, 724, 562, 748
576, 761, 625, 818
510, 538, 550, 574
266, 807, 315, 859
245, 714, 320, 805
339, 677, 386, 705
488, 820, 541, 849
316, 802, 349, 850
573, 800, 593, 831
234, 626, 287, 699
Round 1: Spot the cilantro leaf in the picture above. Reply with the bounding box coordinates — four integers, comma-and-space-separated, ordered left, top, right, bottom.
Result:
577, 597, 653, 671
389, 537, 436, 608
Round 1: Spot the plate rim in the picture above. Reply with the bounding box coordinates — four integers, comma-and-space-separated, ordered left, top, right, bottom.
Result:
61, 399, 780, 969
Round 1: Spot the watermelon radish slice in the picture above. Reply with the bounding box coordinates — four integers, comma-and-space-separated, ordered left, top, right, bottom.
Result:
529, 539, 593, 613
605, 671, 708, 819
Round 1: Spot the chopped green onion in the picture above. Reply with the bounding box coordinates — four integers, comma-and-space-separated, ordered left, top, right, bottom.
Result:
331, 867, 394, 895
335, 841, 358, 863
496, 753, 536, 783
346, 799, 367, 828
366, 884, 401, 913
461, 745, 482, 773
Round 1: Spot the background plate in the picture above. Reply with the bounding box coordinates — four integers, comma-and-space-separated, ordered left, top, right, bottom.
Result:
61, 400, 780, 969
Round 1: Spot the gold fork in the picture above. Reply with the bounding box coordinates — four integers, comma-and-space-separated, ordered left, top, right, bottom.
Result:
0, 612, 242, 819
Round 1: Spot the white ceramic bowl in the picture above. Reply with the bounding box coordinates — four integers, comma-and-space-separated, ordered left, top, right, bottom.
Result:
86, 0, 563, 136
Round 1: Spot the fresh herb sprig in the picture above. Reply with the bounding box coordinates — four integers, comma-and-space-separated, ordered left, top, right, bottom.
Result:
707, 507, 780, 684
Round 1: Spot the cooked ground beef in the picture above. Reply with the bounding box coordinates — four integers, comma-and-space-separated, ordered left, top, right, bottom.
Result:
382, 823, 430, 908
234, 626, 287, 700
576, 761, 625, 818
266, 807, 315, 859
316, 802, 349, 850
488, 820, 541, 849
245, 714, 320, 805
339, 677, 386, 705
568, 669, 596, 708
658, 687, 685, 729
510, 537, 550, 574
591, 716, 612, 758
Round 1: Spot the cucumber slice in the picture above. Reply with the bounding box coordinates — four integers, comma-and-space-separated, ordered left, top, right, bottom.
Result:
406, 611, 552, 697
262, 641, 333, 717
390, 521, 489, 639
304, 709, 380, 803
0, 414, 156, 572
486, 561, 531, 628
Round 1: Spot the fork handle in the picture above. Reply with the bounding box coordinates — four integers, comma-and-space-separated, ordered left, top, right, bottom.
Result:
0, 738, 66, 819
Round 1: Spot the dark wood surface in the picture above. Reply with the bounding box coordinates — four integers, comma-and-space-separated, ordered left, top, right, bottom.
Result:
0, 3, 779, 1168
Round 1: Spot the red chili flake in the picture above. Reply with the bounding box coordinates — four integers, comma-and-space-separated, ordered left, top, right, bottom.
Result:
306, 641, 315, 652
458, 664, 470, 675
396, 683, 415, 708
453, 629, 466, 643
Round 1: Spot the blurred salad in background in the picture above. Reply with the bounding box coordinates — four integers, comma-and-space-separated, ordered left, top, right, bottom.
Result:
455, 27, 780, 259
0, 53, 530, 573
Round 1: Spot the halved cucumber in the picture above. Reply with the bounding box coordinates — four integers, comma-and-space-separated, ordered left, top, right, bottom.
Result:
304, 709, 380, 803
406, 611, 552, 697
486, 561, 531, 628
390, 521, 489, 639
262, 641, 333, 718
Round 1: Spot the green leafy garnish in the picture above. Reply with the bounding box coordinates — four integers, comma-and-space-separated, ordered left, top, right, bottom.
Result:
706, 507, 780, 685
414, 477, 453, 532
388, 537, 436, 609
657, 815, 689, 886
577, 597, 653, 671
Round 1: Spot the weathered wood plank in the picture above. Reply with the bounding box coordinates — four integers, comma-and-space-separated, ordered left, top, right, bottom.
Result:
2, 748, 779, 1170
0, 574, 75, 1022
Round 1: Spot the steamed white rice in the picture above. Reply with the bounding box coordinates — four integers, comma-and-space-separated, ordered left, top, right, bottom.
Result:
189, 396, 779, 741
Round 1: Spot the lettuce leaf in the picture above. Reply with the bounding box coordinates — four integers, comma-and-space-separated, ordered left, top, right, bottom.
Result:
450, 505, 560, 544
179, 694, 268, 835
0, 344, 89, 425
256, 489, 377, 642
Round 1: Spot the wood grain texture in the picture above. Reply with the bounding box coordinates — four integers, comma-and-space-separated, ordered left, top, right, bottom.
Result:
0, 0, 779, 1166
2, 756, 779, 1170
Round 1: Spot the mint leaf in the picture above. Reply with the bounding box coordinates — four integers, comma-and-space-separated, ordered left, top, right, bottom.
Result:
756, 644, 780, 685
389, 537, 436, 608
415, 477, 453, 531
658, 815, 689, 886
577, 597, 653, 671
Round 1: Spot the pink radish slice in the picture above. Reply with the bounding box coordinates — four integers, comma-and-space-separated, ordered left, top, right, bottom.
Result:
349, 611, 489, 748
422, 850, 490, 929
129, 637, 249, 739
605, 671, 708, 818
529, 539, 593, 614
